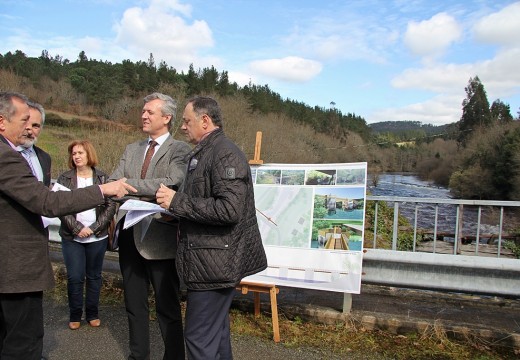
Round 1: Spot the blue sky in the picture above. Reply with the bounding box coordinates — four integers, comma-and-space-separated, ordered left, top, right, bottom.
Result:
1, 0, 519, 125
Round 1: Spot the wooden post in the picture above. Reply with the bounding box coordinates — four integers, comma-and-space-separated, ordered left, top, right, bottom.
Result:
249, 131, 264, 165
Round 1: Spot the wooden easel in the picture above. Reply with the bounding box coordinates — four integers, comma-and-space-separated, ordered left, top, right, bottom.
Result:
238, 131, 280, 342
248, 131, 264, 165
236, 281, 280, 342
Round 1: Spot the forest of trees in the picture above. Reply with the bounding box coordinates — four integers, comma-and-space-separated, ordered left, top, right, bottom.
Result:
0, 50, 370, 141
449, 76, 520, 200
1, 50, 519, 200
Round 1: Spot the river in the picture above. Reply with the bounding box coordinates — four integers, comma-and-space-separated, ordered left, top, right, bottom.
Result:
367, 173, 504, 237
368, 173, 451, 199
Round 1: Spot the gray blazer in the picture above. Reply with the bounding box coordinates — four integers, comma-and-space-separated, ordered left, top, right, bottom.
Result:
0, 136, 105, 293
110, 135, 191, 259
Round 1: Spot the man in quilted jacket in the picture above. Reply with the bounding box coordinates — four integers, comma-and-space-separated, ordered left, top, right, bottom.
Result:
156, 96, 267, 360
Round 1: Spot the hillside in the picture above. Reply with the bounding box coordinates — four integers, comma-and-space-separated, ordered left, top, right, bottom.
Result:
369, 120, 459, 141
369, 120, 452, 134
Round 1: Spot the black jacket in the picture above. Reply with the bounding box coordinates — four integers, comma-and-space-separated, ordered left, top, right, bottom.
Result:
34, 145, 52, 187
170, 128, 267, 290
57, 168, 117, 240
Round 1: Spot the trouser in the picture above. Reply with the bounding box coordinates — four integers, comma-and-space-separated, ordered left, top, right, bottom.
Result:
0, 291, 44, 360
184, 287, 236, 360
61, 238, 107, 322
119, 227, 184, 360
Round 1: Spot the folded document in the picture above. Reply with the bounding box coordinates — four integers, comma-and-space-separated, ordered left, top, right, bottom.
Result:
119, 199, 172, 229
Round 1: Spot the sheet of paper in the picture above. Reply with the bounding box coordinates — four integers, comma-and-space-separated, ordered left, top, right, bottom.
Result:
120, 199, 165, 212
51, 182, 71, 192
42, 182, 71, 228
123, 210, 158, 229
120, 199, 173, 229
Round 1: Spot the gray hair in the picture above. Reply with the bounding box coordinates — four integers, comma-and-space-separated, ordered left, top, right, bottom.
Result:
143, 92, 177, 130
27, 101, 45, 125
0, 91, 29, 121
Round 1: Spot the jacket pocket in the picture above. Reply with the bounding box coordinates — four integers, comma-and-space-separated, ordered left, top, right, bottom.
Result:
185, 234, 233, 283
6, 234, 49, 284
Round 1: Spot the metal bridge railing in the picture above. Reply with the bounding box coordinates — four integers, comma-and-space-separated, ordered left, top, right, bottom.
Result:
365, 196, 520, 258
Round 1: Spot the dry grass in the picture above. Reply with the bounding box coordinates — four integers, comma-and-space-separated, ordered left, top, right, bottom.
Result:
35, 93, 377, 180
47, 266, 516, 360
39, 119, 143, 178
229, 309, 514, 360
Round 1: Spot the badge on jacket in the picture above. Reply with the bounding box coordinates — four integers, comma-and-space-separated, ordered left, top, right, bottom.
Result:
189, 158, 198, 171
225, 167, 236, 179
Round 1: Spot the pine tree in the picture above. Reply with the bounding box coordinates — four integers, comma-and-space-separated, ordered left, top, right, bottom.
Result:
458, 76, 491, 146
490, 99, 513, 124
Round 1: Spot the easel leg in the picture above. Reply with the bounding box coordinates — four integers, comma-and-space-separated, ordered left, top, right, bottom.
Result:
254, 292, 260, 317
270, 287, 280, 342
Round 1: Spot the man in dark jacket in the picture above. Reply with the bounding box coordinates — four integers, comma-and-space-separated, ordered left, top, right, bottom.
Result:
156, 96, 267, 360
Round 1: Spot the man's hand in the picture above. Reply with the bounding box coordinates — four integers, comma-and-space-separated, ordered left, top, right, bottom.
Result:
99, 178, 137, 198
156, 183, 176, 210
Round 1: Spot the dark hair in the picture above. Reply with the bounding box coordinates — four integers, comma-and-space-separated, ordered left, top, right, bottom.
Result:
0, 92, 29, 121
143, 92, 177, 130
67, 140, 99, 169
187, 96, 223, 128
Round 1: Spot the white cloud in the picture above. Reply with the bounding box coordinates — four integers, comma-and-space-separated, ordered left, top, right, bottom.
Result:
404, 12, 462, 58
379, 45, 520, 125
473, 2, 520, 46
382, 2, 520, 126
392, 64, 472, 93
113, 0, 216, 70
76, 36, 104, 54
477, 48, 520, 96
249, 57, 322, 82
392, 45, 520, 98
228, 71, 256, 87
369, 94, 463, 125
282, 19, 398, 64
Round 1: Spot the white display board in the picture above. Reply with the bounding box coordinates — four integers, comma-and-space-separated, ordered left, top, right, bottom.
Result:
244, 162, 367, 293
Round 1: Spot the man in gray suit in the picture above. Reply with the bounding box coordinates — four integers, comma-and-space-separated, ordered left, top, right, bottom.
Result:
110, 92, 191, 360
0, 91, 136, 360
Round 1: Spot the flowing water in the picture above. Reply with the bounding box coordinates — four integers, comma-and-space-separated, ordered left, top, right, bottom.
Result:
367, 173, 507, 237
368, 173, 451, 199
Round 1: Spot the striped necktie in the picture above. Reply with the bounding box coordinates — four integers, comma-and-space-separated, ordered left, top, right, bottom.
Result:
20, 148, 37, 177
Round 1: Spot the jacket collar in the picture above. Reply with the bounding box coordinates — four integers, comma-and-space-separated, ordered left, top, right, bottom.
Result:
185, 128, 223, 162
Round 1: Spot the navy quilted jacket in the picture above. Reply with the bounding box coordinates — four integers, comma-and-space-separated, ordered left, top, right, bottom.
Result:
170, 128, 267, 290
